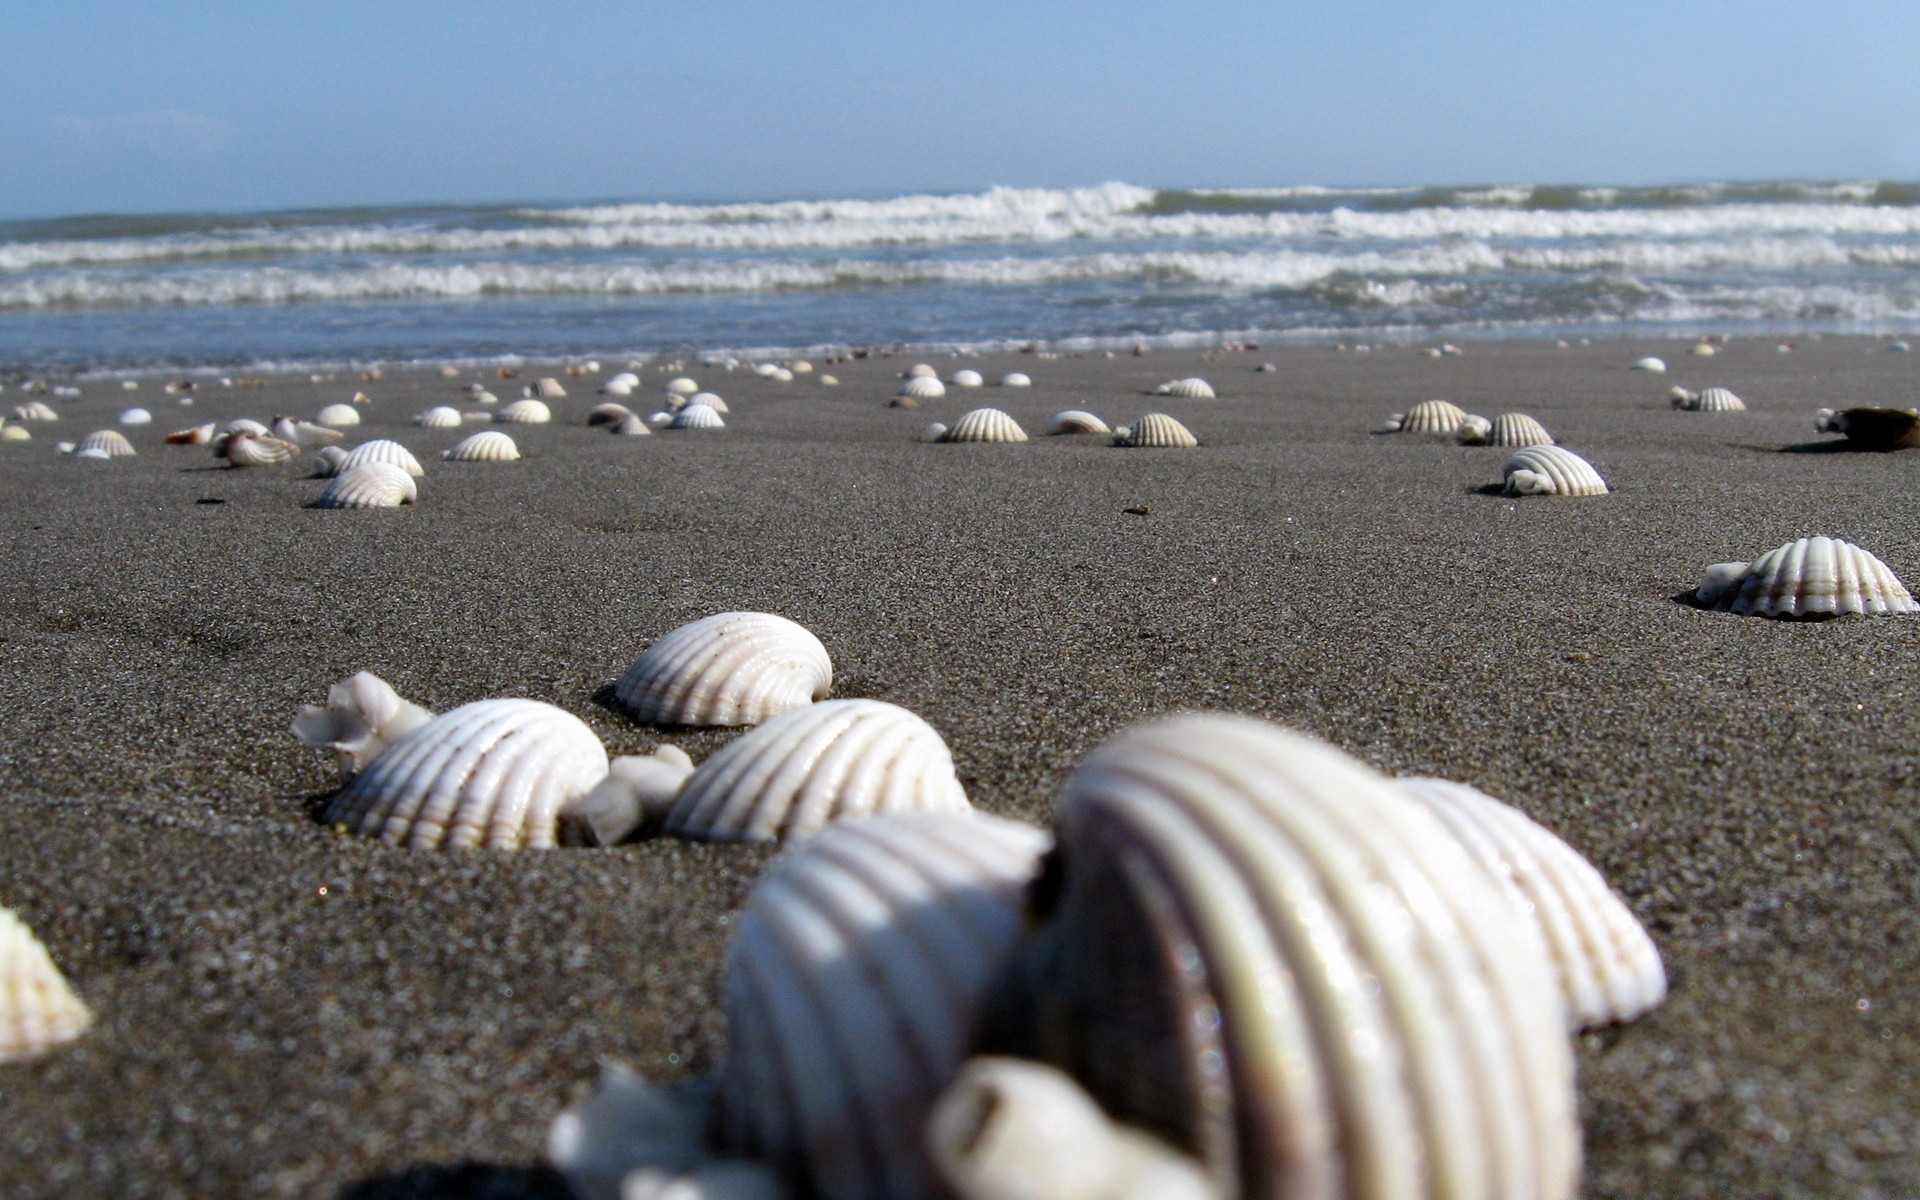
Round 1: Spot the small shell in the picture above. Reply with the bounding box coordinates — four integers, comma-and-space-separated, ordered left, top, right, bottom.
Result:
1455, 414, 1493, 444
667, 377, 700, 396
900, 376, 947, 400
12, 401, 58, 422
473, 390, 499, 405
0, 425, 28, 442
648, 411, 675, 428
352, 390, 373, 405
998, 373, 1032, 388
222, 418, 270, 438
1691, 341, 1716, 356
312, 445, 350, 476
291, 671, 436, 780
1631, 356, 1667, 372
1115, 413, 1196, 448
1813, 406, 1920, 450
672, 404, 726, 430
321, 699, 610, 850
1393, 398, 1468, 435
1674, 387, 1745, 413
318, 462, 419, 509
691, 392, 731, 413
1502, 445, 1607, 496
165, 422, 217, 445
615, 612, 832, 727
820, 375, 840, 386
273, 417, 346, 446
497, 398, 552, 424
1484, 413, 1556, 447
315, 403, 361, 427
939, 408, 1027, 443
950, 369, 984, 388
1046, 410, 1110, 435
587, 402, 634, 426
536, 377, 568, 399
443, 431, 522, 462
118, 407, 152, 425
557, 745, 696, 846
223, 432, 300, 467
922, 423, 949, 442
341, 438, 426, 477
415, 406, 464, 428
1693, 536, 1916, 619
76, 429, 136, 457
1153, 377, 1215, 399
906, 363, 938, 378
611, 414, 653, 437
1, 906, 92, 1065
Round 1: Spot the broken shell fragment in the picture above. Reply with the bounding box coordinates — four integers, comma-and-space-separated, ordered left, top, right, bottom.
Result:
1455, 414, 1493, 444
900, 376, 947, 401
165, 422, 217, 445
548, 1063, 786, 1200
497, 398, 552, 424
1502, 445, 1607, 496
317, 462, 419, 509
949, 369, 984, 388
557, 745, 696, 847
291, 671, 436, 780
611, 414, 653, 437
615, 612, 832, 728
1115, 413, 1196, 448
76, 429, 136, 457
415, 406, 464, 428
1691, 536, 1915, 619
1, 906, 92, 1065
1046, 410, 1111, 435
315, 403, 361, 427
939, 408, 1027, 443
222, 432, 301, 467
443, 431, 521, 462
1153, 377, 1215, 399
340, 438, 426, 477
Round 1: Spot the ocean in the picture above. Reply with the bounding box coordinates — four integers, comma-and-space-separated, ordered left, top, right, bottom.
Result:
2, 179, 1918, 373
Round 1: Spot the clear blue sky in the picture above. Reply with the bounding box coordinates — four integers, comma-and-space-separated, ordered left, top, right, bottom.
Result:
1, 1, 1916, 219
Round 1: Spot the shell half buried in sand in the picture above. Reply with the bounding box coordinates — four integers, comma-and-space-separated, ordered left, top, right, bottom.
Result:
315, 403, 361, 427
1671, 386, 1746, 413
443, 431, 521, 462
670, 404, 725, 430
76, 429, 137, 457
340, 439, 425, 477
222, 432, 300, 467
1, 905, 92, 1065
666, 376, 700, 396
1387, 398, 1468, 435
1153, 377, 1215, 399
1115, 412, 1197, 447
899, 376, 947, 401
414, 406, 464, 428
496, 398, 552, 425
1475, 412, 1556, 447
689, 392, 729, 413
998, 372, 1032, 388
949, 368, 984, 388
291, 671, 436, 780
1502, 444, 1607, 496
317, 462, 419, 509
1046, 410, 1111, 435
12, 401, 59, 422
1692, 536, 1916, 619
610, 414, 653, 437
664, 699, 972, 843
614, 611, 832, 728
939, 408, 1028, 443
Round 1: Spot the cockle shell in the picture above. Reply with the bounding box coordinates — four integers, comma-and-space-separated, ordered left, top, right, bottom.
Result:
998, 373, 1032, 388
557, 745, 696, 846
1480, 413, 1555, 447
320, 699, 610, 850
221, 417, 270, 438
118, 407, 152, 425
715, 813, 1050, 1197
950, 369, 984, 388
222, 432, 300, 467
1502, 445, 1607, 496
1046, 410, 1111, 435
415, 406, 465, 428
1693, 536, 1916, 619
1, 906, 92, 1065
165, 422, 217, 445
291, 671, 436, 779
1812, 407, 1920, 450
1115, 413, 1196, 448
1631, 356, 1666, 372
587, 402, 634, 426
536, 377, 568, 399
273, 417, 345, 446
1390, 398, 1468, 435
667, 377, 700, 396
318, 462, 419, 509
548, 1063, 785, 1200
612, 414, 654, 437
691, 392, 730, 413
1672, 387, 1745, 413
900, 376, 947, 401
939, 408, 1027, 443
1013, 714, 1579, 1200
315, 403, 361, 427
497, 398, 552, 424
313, 445, 350, 476
672, 404, 726, 430
76, 429, 136, 457
1154, 377, 1215, 399
443, 431, 521, 462
615, 612, 832, 728
906, 363, 938, 378
341, 438, 426, 477
12, 401, 58, 421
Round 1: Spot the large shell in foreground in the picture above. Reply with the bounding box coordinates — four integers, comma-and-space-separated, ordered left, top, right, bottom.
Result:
315, 403, 361, 427
321, 699, 610, 850
939, 408, 1027, 443
1154, 377, 1215, 399
666, 700, 970, 843
1482, 413, 1555, 447
900, 376, 947, 401
1394, 777, 1667, 1028
1812, 406, 1920, 450
341, 438, 426, 477
1502, 445, 1606, 496
672, 404, 726, 430
1116, 413, 1197, 448
222, 432, 301, 467
497, 398, 552, 424
415, 406, 465, 428
1390, 399, 1468, 436
77, 429, 137, 457
318, 462, 419, 509
691, 392, 731, 413
716, 813, 1051, 1199
291, 671, 436, 780
1014, 714, 1579, 1200
1692, 536, 1916, 619
1, 906, 92, 1065
615, 612, 832, 728
443, 431, 521, 462
950, 369, 985, 388
1046, 410, 1111, 435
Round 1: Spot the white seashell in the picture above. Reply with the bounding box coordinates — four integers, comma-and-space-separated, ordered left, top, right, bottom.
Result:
273, 417, 346, 446
461, 409, 494, 422
906, 363, 938, 378
352, 390, 373, 405
667, 377, 700, 396
12, 401, 58, 421
1046, 410, 1111, 435
318, 462, 418, 509
900, 376, 947, 400
1668, 386, 1696, 407
497, 398, 552, 424
291, 671, 436, 779
588, 402, 635, 426
603, 379, 636, 397
474, 390, 499, 405
1690, 341, 1716, 356
1, 906, 92, 1065
665, 393, 690, 412
1394, 777, 1667, 1028
73, 447, 111, 460
1683, 386, 1746, 413
789, 360, 812, 373
1455, 414, 1493, 444
648, 411, 675, 428
1693, 536, 1915, 619
0, 425, 28, 442
1015, 714, 1579, 1200
557, 745, 696, 846
1631, 356, 1667, 372
616, 612, 831, 727
1115, 412, 1196, 448
1483, 413, 1556, 447
312, 445, 350, 476
440, 364, 463, 378
341, 438, 426, 477
949, 369, 984, 388
1153, 377, 1215, 399
672, 404, 726, 430
536, 377, 568, 399
820, 375, 840, 386
77, 429, 136, 457
1258, 362, 1277, 372
1393, 398, 1468, 435
315, 403, 361, 427
923, 423, 949, 442
612, 414, 654, 437
939, 408, 1027, 443
1502, 445, 1607, 496
222, 417, 270, 438
548, 1063, 785, 1200
164, 422, 217, 445
690, 392, 730, 413
443, 430, 522, 462
715, 813, 1049, 1196
321, 699, 610, 850
222, 432, 300, 467
666, 700, 971, 843
998, 373, 1031, 388
121, 380, 139, 389
118, 407, 152, 426
608, 371, 641, 390
415, 406, 464, 428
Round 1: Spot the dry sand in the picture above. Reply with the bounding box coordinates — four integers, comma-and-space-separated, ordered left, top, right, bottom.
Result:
1, 337, 1916, 1198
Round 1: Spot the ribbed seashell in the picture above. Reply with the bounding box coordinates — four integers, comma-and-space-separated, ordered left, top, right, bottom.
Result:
291, 671, 436, 779
321, 699, 610, 850
1693, 536, 1916, 619
999, 373, 1031, 388
222, 417, 269, 438
1046, 410, 1111, 435
666, 700, 971, 843
415, 406, 464, 428
223, 432, 300, 467
165, 422, 217, 445
548, 1063, 785, 1200
1502, 445, 1607, 496
77, 429, 136, 457
1483, 413, 1556, 447
587, 402, 634, 426
443, 431, 521, 462
1015, 714, 1579, 1200
318, 462, 419, 509
1393, 398, 1468, 435
497, 398, 552, 424
271, 417, 344, 446
352, 390, 373, 405
12, 401, 58, 421
612, 414, 653, 437
616, 612, 831, 727
1, 906, 92, 1065
315, 403, 361, 427
313, 445, 350, 476
118, 407, 152, 425
648, 411, 674, 428
939, 408, 1027, 443
950, 369, 984, 387
1394, 777, 1667, 1028
900, 376, 947, 401
1631, 356, 1666, 372
1115, 412, 1196, 448
906, 363, 938, 378
1154, 377, 1215, 399
536, 377, 567, 399
1453, 415, 1492, 444
715, 813, 1049, 1197
691, 392, 730, 413
665, 393, 690, 412
341, 438, 425, 477
667, 377, 700, 396
671, 404, 726, 430
1674, 387, 1745, 413
0, 425, 28, 442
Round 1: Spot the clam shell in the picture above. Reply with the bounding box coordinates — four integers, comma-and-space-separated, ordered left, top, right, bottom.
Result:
616, 612, 832, 728
587, 402, 634, 426
415, 406, 465, 428
443, 431, 522, 462
666, 700, 971, 843
900, 376, 947, 400
1631, 356, 1667, 372
939, 408, 1027, 443
906, 363, 938, 378
1484, 413, 1555, 447
1813, 406, 1920, 449
12, 401, 58, 421
536, 377, 568, 399
1393, 399, 1467, 435
1395, 777, 1667, 1027
223, 432, 300, 467
273, 417, 345, 446
998, 373, 1031, 388
691, 392, 731, 413
1154, 377, 1215, 399
1502, 445, 1606, 496
1688, 387, 1745, 412
291, 671, 436, 780
1115, 413, 1196, 448
1046, 410, 1111, 435
1016, 714, 1579, 1200
313, 445, 350, 476
118, 407, 152, 425
73, 447, 112, 460
667, 377, 700, 396
222, 418, 270, 438
341, 438, 426, 477
0, 425, 28, 442
322, 699, 610, 850
949, 369, 984, 388
612, 414, 653, 437
922, 423, 948, 442
315, 403, 361, 427
497, 398, 552, 424
318, 462, 419, 509
1693, 536, 1916, 619
672, 404, 726, 430
558, 745, 695, 846
77, 429, 136, 457
715, 813, 1050, 1197
1, 906, 92, 1065
165, 422, 217, 445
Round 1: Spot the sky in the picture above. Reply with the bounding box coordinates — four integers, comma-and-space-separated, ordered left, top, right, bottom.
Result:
1, 1, 1917, 219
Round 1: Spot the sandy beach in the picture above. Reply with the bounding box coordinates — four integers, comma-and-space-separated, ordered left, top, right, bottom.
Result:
2, 336, 1917, 1198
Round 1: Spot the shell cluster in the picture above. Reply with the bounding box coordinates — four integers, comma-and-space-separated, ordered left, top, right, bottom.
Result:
1671, 387, 1745, 412
1692, 536, 1915, 619
1387, 398, 1468, 435
1502, 445, 1607, 496
443, 431, 521, 462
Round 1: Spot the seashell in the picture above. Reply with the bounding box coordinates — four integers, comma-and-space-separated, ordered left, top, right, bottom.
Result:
536, 377, 567, 399
221, 418, 269, 439
321, 699, 610, 850
318, 462, 419, 509
1482, 413, 1555, 447
1631, 356, 1666, 372
548, 1062, 786, 1200
440, 364, 463, 378
341, 438, 425, 477
755, 362, 782, 377
665, 700, 971, 843
900, 376, 947, 401
609, 370, 641, 389
443, 430, 522, 462
165, 422, 217, 445
1813, 406, 1920, 450
1502, 445, 1606, 496
889, 395, 919, 410
12, 401, 59, 422
1046, 410, 1111, 435
1394, 777, 1667, 1028
789, 360, 813, 374
672, 404, 726, 430
497, 398, 552, 424
312, 445, 350, 476
691, 392, 730, 413
928, 1058, 1216, 1200
923, 423, 948, 442
939, 408, 1027, 444
414, 406, 464, 428
1391, 398, 1468, 435
273, 416, 346, 446
906, 363, 938, 378
352, 390, 373, 405
771, 368, 795, 382
820, 375, 840, 386
1258, 362, 1278, 372
665, 393, 690, 412
1692, 536, 1915, 619
1, 905, 92, 1065
1012, 714, 1579, 1200
612, 414, 654, 437
1115, 412, 1197, 448
667, 377, 700, 396
291, 671, 436, 780
222, 432, 300, 467
73, 447, 112, 460
616, 612, 831, 728
76, 429, 136, 457
118, 407, 152, 425
1455, 414, 1493, 444
1, 425, 28, 442
949, 369, 984, 388
587, 402, 634, 426
603, 379, 636, 397
714, 813, 1049, 1197
557, 745, 696, 846
998, 373, 1031, 388
1153, 377, 1215, 399
648, 411, 675, 428
315, 403, 361, 427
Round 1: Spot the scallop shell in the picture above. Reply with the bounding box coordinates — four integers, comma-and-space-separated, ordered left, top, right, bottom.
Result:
118, 407, 152, 425
497, 398, 552, 424
76, 429, 136, 457
315, 403, 361, 427
691, 392, 731, 413
939, 408, 1027, 444
667, 377, 700, 396
612, 414, 653, 437
1693, 536, 1915, 619
1393, 777, 1666, 1028
321, 699, 610, 850
1631, 356, 1667, 372
672, 404, 726, 430
415, 406, 465, 428
1392, 399, 1468, 435
587, 402, 634, 426
165, 422, 217, 445
1154, 377, 1215, 399
12, 401, 58, 422
1, 906, 92, 1065
1813, 406, 1920, 450
998, 373, 1032, 388
536, 377, 568, 399
715, 813, 1050, 1198
900, 376, 947, 401
1674, 387, 1745, 413
1046, 410, 1111, 435
313, 445, 350, 476
341, 438, 426, 477
1483, 413, 1556, 447
222, 418, 270, 438
223, 432, 300, 467
291, 671, 436, 779
1502, 445, 1606, 496
318, 462, 419, 509
1014, 714, 1579, 1200
1115, 413, 1196, 448
443, 431, 522, 462
615, 612, 832, 728
906, 363, 939, 378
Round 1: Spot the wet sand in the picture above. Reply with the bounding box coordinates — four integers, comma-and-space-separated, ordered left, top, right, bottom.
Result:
1, 337, 1917, 1198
